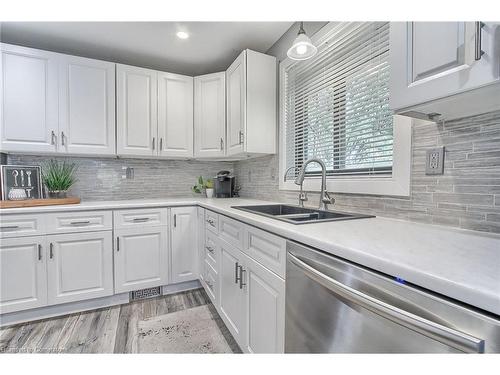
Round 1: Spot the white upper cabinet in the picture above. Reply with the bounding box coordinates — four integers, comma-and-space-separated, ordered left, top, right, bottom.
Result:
226, 52, 246, 156
59, 55, 116, 155
194, 72, 226, 158
170, 206, 198, 284
116, 64, 158, 157
158, 72, 193, 158
390, 22, 500, 120
0, 44, 58, 153
226, 49, 276, 157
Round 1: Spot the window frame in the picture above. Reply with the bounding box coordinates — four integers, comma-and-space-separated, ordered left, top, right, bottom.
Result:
278, 22, 412, 197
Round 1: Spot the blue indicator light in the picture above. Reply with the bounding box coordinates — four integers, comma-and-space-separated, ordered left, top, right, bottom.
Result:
395, 277, 406, 284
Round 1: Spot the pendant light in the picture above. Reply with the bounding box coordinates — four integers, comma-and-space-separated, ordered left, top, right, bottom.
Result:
287, 22, 317, 61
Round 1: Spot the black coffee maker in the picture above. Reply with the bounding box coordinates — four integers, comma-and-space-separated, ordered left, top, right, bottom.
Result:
214, 171, 235, 198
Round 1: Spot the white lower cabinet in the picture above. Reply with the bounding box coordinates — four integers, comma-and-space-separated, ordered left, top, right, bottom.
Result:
170, 206, 198, 284
46, 231, 113, 305
197, 207, 205, 281
0, 236, 47, 314
114, 226, 168, 293
242, 253, 285, 353
203, 210, 285, 353
219, 240, 247, 345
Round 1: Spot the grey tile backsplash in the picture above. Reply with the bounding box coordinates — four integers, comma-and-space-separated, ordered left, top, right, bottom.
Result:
233, 110, 500, 234
6, 110, 500, 234
6, 155, 233, 201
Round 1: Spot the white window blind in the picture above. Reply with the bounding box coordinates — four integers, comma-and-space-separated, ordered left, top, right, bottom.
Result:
284, 22, 393, 178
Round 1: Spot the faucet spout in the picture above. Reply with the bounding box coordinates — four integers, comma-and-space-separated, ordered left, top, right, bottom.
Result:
295, 158, 334, 210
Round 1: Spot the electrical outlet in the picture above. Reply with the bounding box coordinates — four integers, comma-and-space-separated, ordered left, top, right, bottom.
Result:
425, 147, 445, 175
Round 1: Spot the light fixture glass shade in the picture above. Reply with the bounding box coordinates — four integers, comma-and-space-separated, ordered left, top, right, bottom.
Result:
287, 31, 317, 61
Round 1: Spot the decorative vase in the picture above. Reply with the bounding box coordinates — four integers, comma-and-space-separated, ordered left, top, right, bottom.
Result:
8, 188, 27, 200
205, 188, 214, 198
48, 190, 68, 199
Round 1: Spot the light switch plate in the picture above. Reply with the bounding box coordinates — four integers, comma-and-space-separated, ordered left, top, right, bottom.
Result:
426, 147, 445, 175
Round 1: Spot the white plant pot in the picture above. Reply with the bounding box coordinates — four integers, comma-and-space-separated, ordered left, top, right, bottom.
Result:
205, 188, 214, 198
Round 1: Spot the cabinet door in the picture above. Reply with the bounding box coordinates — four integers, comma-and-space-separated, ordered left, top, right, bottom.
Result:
59, 55, 115, 155
170, 206, 198, 283
197, 207, 205, 280
114, 226, 167, 293
226, 51, 246, 156
0, 236, 47, 314
116, 64, 158, 157
0, 43, 58, 153
47, 231, 113, 305
390, 22, 499, 111
219, 240, 246, 346
158, 72, 193, 158
242, 254, 285, 353
194, 72, 226, 158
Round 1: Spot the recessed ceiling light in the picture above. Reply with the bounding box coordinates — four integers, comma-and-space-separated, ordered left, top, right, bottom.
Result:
176, 31, 189, 40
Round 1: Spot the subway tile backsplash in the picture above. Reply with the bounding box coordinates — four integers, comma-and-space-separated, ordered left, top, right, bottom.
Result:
6, 155, 233, 201
6, 110, 500, 234
233, 110, 500, 234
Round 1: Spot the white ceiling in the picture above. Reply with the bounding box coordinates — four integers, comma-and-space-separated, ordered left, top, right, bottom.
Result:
0, 22, 293, 75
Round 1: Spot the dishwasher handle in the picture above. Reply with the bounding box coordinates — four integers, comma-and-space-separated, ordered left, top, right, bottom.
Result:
288, 253, 485, 353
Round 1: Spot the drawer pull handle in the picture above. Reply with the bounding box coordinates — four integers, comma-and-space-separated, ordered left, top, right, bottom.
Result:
0, 225, 20, 231
475, 21, 485, 61
132, 217, 150, 222
206, 218, 215, 226
38, 244, 42, 261
235, 262, 240, 284
70, 220, 91, 226
238, 265, 246, 289
206, 246, 215, 253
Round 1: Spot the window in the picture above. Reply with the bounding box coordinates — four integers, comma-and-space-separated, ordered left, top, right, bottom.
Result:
280, 22, 412, 197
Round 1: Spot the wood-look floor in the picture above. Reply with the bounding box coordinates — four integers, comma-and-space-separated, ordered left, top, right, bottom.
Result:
0, 288, 241, 354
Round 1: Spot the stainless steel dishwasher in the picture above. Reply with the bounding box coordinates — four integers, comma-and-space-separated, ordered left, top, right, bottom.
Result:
285, 241, 500, 353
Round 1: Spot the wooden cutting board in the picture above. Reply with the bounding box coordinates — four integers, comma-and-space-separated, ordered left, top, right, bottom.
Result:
0, 197, 81, 209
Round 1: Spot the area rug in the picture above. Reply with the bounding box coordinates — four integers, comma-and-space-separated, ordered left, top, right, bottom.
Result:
137, 305, 233, 353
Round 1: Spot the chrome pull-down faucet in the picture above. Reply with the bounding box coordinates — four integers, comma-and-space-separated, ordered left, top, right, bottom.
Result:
294, 158, 335, 211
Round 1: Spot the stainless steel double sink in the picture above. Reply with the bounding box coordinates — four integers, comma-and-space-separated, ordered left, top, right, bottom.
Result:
232, 204, 374, 224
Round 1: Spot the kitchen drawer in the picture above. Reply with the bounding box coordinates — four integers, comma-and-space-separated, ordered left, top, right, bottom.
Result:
47, 210, 112, 234
205, 230, 219, 269
219, 215, 244, 250
205, 210, 219, 233
243, 226, 286, 278
113, 208, 167, 229
204, 259, 218, 305
0, 214, 46, 238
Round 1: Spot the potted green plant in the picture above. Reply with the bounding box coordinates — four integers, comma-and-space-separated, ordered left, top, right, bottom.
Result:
191, 176, 215, 198
41, 159, 78, 199
205, 179, 214, 198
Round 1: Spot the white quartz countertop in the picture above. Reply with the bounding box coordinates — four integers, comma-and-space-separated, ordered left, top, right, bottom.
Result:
2, 197, 500, 316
